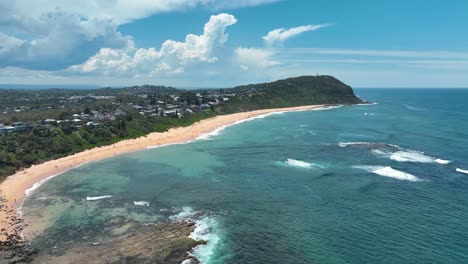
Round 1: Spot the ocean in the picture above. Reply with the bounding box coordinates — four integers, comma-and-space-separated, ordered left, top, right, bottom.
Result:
22, 89, 468, 263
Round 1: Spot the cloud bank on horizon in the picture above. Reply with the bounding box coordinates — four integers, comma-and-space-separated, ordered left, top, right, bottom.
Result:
0, 0, 467, 88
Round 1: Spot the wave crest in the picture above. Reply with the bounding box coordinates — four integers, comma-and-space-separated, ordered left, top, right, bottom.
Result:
169, 207, 222, 264
354, 166, 421, 182
285, 158, 313, 169
133, 201, 150, 206
86, 195, 112, 201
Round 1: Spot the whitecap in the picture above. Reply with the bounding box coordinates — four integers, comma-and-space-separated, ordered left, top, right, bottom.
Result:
338, 142, 391, 148
169, 206, 196, 220
169, 207, 222, 264
389, 150, 435, 163
189, 216, 221, 264
312, 105, 343, 111
133, 201, 150, 206
435, 159, 451, 165
456, 168, 468, 175
354, 166, 421, 182
86, 195, 112, 201
285, 158, 313, 169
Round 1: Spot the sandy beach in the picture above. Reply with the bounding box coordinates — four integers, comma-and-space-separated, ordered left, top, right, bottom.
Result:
0, 104, 325, 239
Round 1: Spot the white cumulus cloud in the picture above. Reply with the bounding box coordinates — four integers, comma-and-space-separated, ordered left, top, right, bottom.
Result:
235, 47, 280, 70
68, 13, 237, 76
262, 24, 331, 46
0, 0, 277, 70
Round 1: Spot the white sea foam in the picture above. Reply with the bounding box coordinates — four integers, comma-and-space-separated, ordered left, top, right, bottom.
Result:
24, 162, 89, 198
196, 112, 285, 140
18, 162, 89, 219
169, 207, 221, 264
181, 259, 198, 264
354, 166, 421, 182
435, 159, 451, 165
389, 150, 436, 163
312, 105, 343, 111
189, 216, 221, 264
170, 206, 196, 220
341, 142, 450, 165
133, 201, 150, 206
456, 168, 468, 175
24, 173, 61, 197
86, 195, 112, 201
285, 158, 313, 169
375, 149, 450, 165
338, 141, 378, 148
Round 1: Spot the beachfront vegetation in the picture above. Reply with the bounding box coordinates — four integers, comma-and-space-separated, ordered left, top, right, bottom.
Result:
0, 75, 362, 180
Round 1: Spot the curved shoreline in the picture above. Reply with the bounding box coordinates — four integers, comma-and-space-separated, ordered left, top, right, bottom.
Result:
0, 104, 327, 238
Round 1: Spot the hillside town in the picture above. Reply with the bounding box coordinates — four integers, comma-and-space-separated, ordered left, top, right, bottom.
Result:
0, 86, 236, 135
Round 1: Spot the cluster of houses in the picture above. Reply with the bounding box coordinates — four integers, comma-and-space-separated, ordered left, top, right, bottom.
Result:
0, 109, 128, 135
43, 110, 128, 129
0, 122, 33, 135
0, 88, 242, 136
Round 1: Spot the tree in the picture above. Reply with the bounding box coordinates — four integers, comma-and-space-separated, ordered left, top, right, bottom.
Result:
84, 106, 91, 115
59, 111, 71, 120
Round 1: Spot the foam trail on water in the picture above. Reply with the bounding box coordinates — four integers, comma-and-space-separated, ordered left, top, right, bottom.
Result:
389, 150, 436, 163
354, 166, 421, 182
285, 158, 313, 169
338, 142, 377, 148
341, 142, 450, 165
133, 201, 150, 206
435, 159, 451, 165
170, 206, 195, 220
456, 168, 468, 175
86, 195, 112, 201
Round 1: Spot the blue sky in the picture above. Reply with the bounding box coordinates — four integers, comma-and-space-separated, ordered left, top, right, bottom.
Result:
1, 0, 467, 88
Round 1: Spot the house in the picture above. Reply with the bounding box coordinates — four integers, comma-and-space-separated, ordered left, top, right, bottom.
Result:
44, 119, 56, 124
0, 125, 15, 135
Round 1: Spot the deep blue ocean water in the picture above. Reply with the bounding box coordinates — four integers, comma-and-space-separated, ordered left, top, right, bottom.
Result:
24, 89, 468, 263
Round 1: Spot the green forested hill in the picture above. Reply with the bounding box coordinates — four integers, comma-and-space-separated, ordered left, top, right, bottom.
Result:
218, 75, 363, 113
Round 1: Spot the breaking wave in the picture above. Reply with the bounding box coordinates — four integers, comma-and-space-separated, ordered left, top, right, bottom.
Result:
86, 195, 112, 201
133, 201, 150, 206
354, 166, 422, 182
170, 207, 222, 264
389, 150, 437, 163
339, 142, 450, 165
197, 112, 285, 140
312, 105, 343, 111
285, 158, 313, 169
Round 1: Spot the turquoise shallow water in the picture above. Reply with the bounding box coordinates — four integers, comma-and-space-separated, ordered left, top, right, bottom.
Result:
24, 89, 468, 263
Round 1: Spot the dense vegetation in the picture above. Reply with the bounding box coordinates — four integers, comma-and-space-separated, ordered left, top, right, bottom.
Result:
0, 75, 362, 180
217, 75, 363, 113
